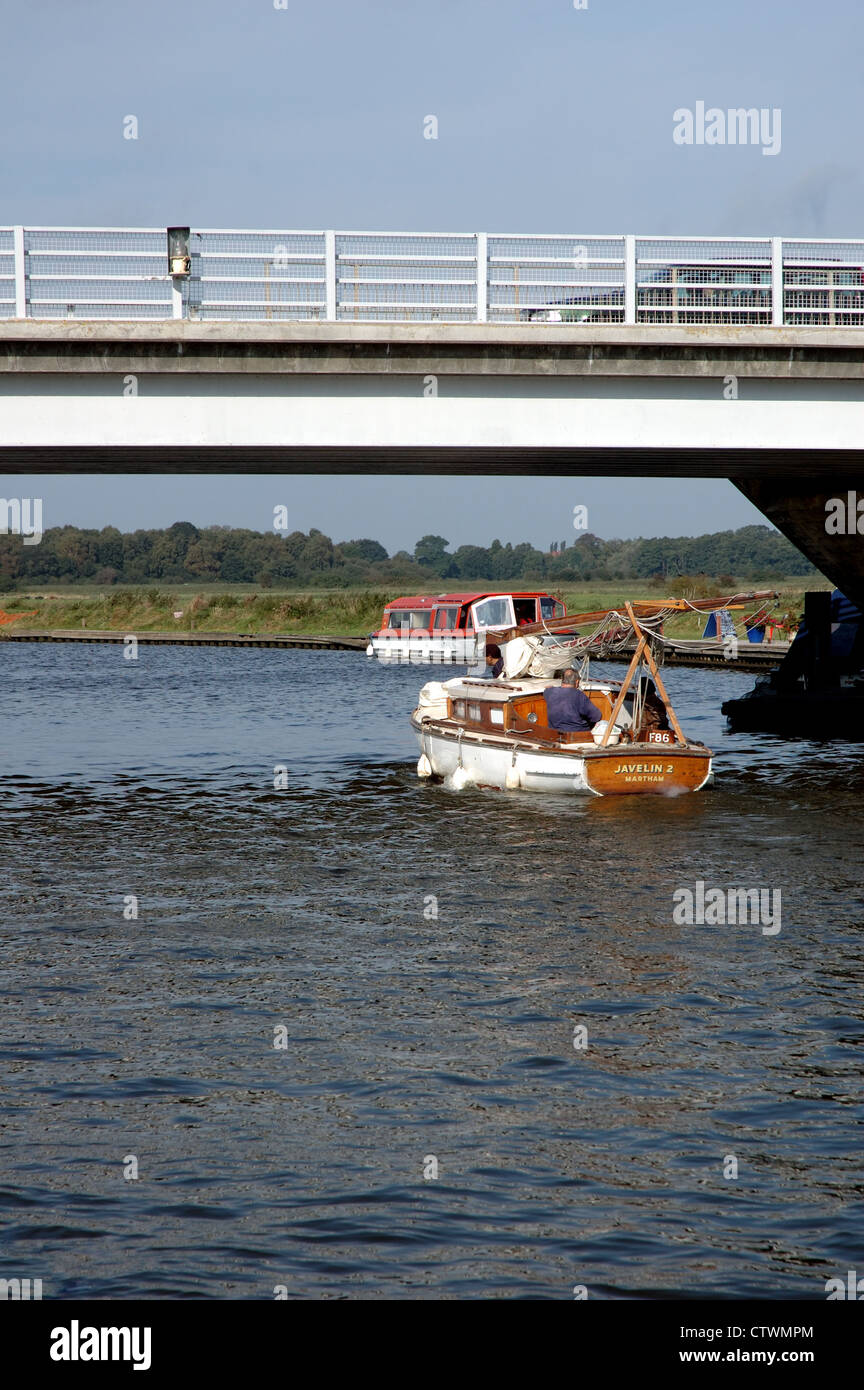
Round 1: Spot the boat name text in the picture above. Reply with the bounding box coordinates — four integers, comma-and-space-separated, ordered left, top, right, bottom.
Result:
613, 762, 673, 776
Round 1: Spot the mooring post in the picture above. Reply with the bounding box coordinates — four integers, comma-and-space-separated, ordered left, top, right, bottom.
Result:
804, 590, 834, 691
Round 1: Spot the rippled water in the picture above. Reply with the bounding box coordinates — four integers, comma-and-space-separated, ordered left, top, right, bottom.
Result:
1, 644, 862, 1299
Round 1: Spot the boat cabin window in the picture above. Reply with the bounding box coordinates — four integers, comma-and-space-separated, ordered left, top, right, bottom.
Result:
387, 609, 432, 630
472, 597, 514, 630
434, 608, 459, 630
513, 599, 538, 625
540, 596, 565, 621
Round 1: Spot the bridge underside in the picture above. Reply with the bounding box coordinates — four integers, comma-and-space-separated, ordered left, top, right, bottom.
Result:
1, 322, 863, 602
0, 443, 862, 479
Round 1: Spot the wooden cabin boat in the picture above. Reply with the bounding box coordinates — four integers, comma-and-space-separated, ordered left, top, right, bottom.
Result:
366, 591, 570, 663
410, 601, 717, 796
411, 675, 712, 796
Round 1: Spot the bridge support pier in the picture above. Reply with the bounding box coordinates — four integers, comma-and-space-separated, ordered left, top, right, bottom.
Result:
733, 477, 864, 609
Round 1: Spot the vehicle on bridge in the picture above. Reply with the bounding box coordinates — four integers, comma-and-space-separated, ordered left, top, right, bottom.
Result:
521, 259, 864, 327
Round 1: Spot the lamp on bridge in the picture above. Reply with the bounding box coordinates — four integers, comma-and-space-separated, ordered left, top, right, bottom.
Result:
167, 226, 191, 277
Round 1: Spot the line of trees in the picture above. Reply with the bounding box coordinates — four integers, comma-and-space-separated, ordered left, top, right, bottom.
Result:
0, 522, 815, 591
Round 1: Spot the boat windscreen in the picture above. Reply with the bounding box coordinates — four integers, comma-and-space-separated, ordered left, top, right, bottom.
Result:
387, 610, 433, 629
540, 597, 565, 621
434, 608, 459, 629
473, 597, 514, 628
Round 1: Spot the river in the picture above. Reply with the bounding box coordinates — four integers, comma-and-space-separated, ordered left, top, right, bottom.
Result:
0, 644, 861, 1298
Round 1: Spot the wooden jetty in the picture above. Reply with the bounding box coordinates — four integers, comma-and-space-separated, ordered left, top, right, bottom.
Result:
616, 638, 790, 673
0, 629, 786, 670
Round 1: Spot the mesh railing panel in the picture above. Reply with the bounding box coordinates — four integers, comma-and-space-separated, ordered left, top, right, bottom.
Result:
636, 237, 773, 324
29, 302, 174, 320
783, 240, 864, 266
637, 237, 772, 264
192, 231, 327, 320
0, 228, 14, 318
335, 233, 476, 321
24, 228, 171, 318
782, 242, 864, 323
488, 234, 625, 322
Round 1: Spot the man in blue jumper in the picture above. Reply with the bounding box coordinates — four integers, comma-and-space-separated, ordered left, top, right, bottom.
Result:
544, 669, 603, 732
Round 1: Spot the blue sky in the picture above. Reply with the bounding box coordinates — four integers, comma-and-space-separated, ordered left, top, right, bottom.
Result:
1, 0, 858, 540
0, 474, 766, 552
3, 0, 858, 235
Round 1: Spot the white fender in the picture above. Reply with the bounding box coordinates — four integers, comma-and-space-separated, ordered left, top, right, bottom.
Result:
451, 766, 471, 790
417, 753, 432, 778
505, 765, 521, 790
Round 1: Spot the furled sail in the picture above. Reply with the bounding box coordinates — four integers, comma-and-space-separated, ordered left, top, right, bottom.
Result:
499, 591, 779, 679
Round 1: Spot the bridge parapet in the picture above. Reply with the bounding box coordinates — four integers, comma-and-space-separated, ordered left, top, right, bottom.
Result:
2, 228, 864, 329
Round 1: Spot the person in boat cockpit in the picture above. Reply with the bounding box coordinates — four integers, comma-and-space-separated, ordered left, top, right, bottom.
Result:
485, 642, 504, 678
544, 669, 603, 731
640, 679, 670, 733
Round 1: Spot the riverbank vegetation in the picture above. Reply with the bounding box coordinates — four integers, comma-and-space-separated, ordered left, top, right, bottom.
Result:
1, 578, 824, 640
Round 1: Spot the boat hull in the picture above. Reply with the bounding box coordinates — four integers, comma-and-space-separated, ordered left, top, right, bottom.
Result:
369, 631, 582, 664
369, 635, 481, 663
412, 716, 712, 797
580, 748, 713, 795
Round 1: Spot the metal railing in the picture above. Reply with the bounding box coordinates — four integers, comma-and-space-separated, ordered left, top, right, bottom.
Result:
2, 227, 863, 326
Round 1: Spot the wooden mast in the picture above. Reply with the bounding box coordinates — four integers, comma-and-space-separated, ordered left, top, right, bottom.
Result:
598, 604, 686, 747
628, 605, 686, 744
599, 628, 647, 747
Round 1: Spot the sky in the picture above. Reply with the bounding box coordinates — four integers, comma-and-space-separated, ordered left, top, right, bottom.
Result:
0, 474, 767, 551
1, 0, 859, 541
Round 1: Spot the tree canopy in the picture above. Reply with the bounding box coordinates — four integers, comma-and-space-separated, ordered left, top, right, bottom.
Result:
0, 522, 815, 591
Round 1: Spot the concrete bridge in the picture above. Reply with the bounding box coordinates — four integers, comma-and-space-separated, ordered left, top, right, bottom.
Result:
1, 318, 863, 604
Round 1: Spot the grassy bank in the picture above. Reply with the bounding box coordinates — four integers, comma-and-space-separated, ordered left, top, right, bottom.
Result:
0, 587, 390, 637
0, 579, 827, 640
